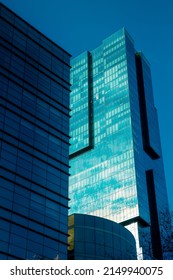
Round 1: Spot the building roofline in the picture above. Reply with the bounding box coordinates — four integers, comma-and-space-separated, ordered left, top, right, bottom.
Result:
0, 2, 71, 57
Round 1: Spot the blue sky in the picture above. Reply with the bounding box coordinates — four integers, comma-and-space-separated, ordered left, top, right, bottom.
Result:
1, 0, 173, 211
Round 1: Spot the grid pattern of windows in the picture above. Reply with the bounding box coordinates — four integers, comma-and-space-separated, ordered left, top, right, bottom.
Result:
70, 52, 92, 154
70, 29, 138, 223
69, 28, 169, 259
0, 4, 71, 260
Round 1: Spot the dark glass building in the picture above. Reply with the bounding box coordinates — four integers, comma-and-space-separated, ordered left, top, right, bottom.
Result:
69, 28, 170, 259
0, 3, 71, 259
68, 214, 137, 260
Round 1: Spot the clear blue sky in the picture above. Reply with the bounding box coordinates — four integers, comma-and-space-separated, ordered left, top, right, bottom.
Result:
1, 0, 173, 211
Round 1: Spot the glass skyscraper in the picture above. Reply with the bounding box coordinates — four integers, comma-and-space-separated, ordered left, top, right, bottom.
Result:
69, 28, 169, 259
0, 3, 71, 259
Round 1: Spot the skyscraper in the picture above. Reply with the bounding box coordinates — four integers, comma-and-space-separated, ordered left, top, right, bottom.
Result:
0, 3, 71, 259
69, 28, 169, 259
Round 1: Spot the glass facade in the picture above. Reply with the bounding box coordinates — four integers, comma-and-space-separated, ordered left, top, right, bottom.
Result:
68, 214, 137, 260
69, 28, 169, 259
0, 4, 71, 260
